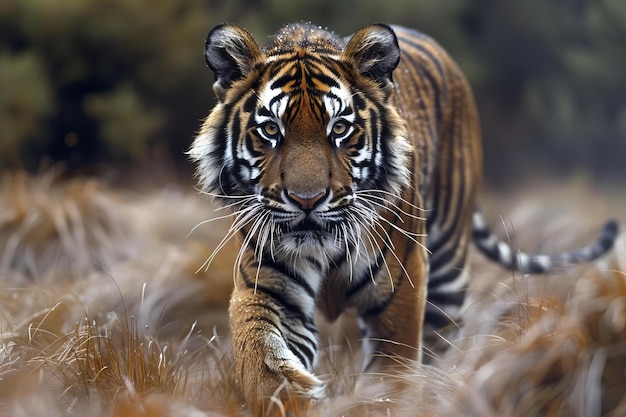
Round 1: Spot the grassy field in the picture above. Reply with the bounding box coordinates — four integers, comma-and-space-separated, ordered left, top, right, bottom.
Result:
0, 171, 624, 416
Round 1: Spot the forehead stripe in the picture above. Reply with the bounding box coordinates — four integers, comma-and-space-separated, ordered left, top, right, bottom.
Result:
269, 92, 287, 109
309, 72, 340, 89
258, 107, 272, 117
242, 93, 257, 113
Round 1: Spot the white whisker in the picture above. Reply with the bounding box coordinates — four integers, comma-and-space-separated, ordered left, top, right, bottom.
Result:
353, 204, 397, 251
217, 162, 229, 195
196, 188, 256, 200
269, 219, 278, 261
235, 209, 269, 293
346, 219, 363, 263
355, 188, 426, 216
356, 192, 426, 223
214, 195, 257, 211
196, 203, 263, 273
340, 223, 354, 282
354, 200, 428, 250
347, 211, 393, 289
256, 212, 272, 263
187, 200, 257, 237
350, 203, 417, 289
362, 222, 394, 291
345, 212, 376, 283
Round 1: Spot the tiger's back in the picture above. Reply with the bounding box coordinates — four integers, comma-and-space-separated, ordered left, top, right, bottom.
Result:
392, 26, 482, 328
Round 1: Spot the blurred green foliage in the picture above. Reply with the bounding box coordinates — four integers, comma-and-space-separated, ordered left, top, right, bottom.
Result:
0, 50, 54, 160
0, 0, 624, 185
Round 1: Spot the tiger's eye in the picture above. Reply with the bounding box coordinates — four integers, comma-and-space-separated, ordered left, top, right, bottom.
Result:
332, 121, 348, 136
262, 122, 280, 137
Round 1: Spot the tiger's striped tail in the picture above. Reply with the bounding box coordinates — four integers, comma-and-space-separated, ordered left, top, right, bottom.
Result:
472, 209, 619, 274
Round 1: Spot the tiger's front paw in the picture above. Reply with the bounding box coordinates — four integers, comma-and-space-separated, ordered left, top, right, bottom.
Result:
274, 357, 326, 401
235, 336, 326, 411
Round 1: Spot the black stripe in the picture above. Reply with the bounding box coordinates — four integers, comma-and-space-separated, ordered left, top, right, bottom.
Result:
281, 320, 318, 348
472, 225, 490, 240
263, 258, 316, 299
428, 252, 467, 287
244, 133, 264, 158
242, 93, 257, 113
240, 236, 319, 298
310, 71, 340, 89
345, 255, 384, 299
247, 315, 283, 336
327, 58, 353, 78
304, 255, 324, 270
428, 145, 469, 281
361, 209, 416, 317
406, 61, 437, 137
258, 107, 273, 118
351, 92, 367, 109
265, 59, 287, 78
424, 305, 453, 329
286, 341, 309, 368
287, 338, 315, 368
427, 159, 467, 256
474, 238, 502, 264
426, 172, 441, 231
245, 317, 312, 368
268, 91, 287, 109
247, 301, 318, 348
271, 69, 297, 89
361, 288, 398, 318
368, 107, 379, 151
427, 288, 466, 307
398, 50, 443, 131
428, 267, 461, 288
245, 302, 317, 368
247, 302, 282, 319
397, 32, 446, 85
436, 111, 457, 230
361, 272, 403, 318
239, 266, 313, 327
229, 109, 241, 142
323, 89, 343, 104
525, 258, 549, 274
429, 235, 460, 272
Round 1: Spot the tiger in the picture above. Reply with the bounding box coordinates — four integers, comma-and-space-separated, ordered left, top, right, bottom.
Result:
188, 22, 619, 411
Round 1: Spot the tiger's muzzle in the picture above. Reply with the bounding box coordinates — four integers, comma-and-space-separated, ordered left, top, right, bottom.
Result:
285, 189, 329, 212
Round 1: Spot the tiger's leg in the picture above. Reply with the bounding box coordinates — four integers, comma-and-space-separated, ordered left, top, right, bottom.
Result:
353, 240, 429, 381
228, 250, 325, 412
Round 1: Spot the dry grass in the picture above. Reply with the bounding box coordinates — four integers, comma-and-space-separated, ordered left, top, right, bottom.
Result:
0, 171, 625, 416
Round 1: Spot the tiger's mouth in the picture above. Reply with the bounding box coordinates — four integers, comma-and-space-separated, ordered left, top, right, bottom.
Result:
276, 217, 341, 246
267, 206, 351, 251
276, 218, 344, 255
279, 218, 329, 234
269, 211, 354, 257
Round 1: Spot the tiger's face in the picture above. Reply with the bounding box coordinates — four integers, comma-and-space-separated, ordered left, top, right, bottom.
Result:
190, 23, 411, 260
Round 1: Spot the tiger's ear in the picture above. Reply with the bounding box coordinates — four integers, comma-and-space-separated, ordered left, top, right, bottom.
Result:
205, 24, 262, 101
343, 24, 400, 86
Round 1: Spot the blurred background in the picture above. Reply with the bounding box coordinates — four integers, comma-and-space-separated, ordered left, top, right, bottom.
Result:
1, 0, 625, 189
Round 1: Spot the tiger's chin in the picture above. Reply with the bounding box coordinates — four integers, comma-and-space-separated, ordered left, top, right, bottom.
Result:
279, 230, 345, 261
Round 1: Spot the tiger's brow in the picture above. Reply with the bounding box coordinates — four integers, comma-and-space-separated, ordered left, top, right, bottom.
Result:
258, 107, 273, 117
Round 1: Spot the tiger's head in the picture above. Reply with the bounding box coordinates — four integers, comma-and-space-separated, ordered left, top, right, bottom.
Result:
190, 23, 411, 260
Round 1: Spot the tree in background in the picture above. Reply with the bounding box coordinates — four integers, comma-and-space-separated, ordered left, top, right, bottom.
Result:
462, 0, 626, 185
0, 0, 216, 172
0, 0, 624, 185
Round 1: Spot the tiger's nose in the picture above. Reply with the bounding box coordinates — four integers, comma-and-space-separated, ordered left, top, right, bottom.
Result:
286, 190, 327, 211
